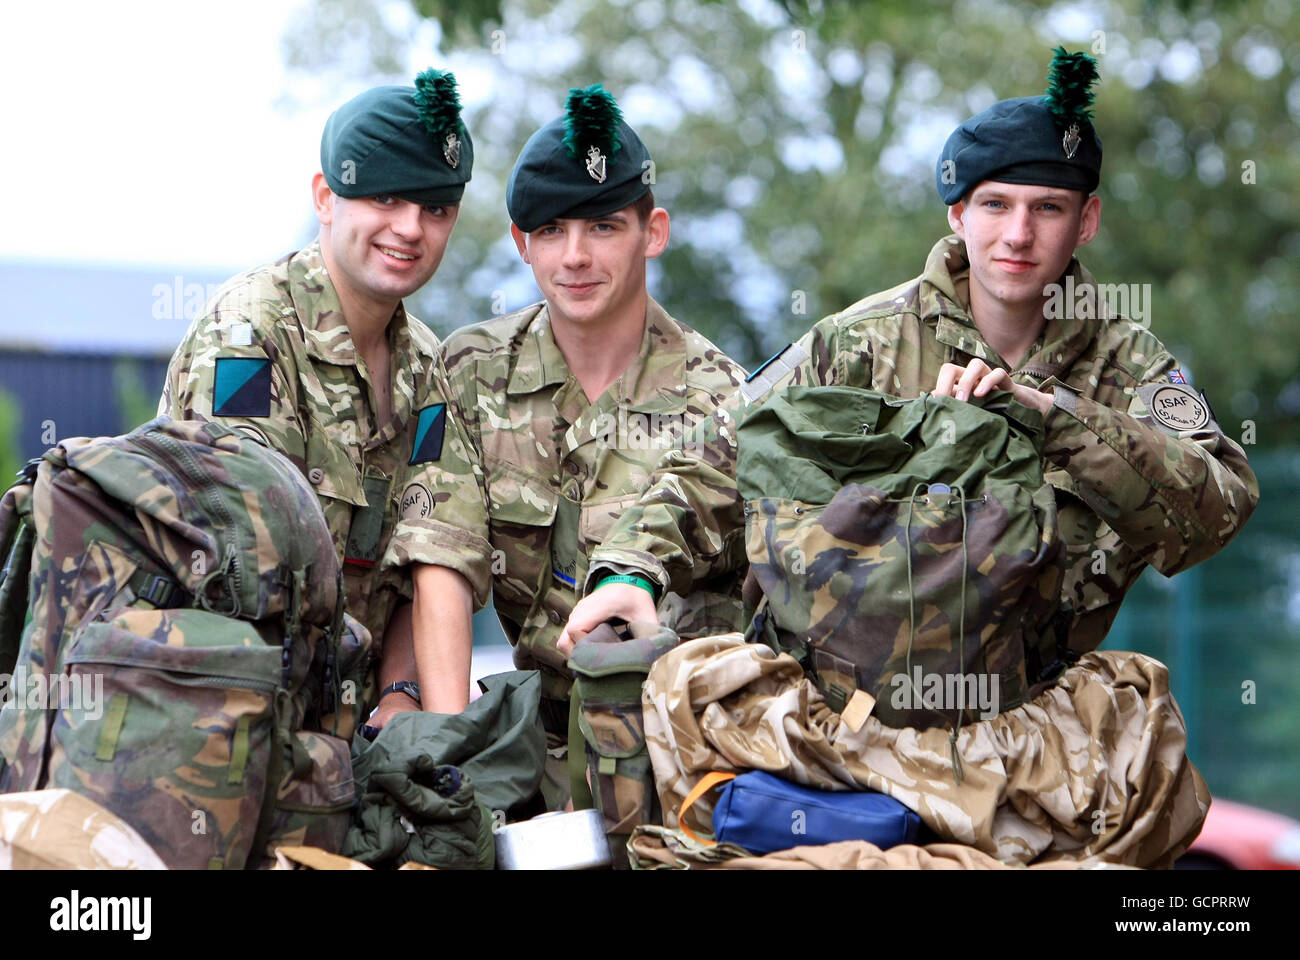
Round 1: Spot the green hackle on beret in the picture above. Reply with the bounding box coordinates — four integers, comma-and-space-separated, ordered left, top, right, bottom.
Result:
320, 68, 473, 206
414, 68, 464, 142
935, 47, 1102, 205
562, 85, 623, 160
506, 85, 652, 233
1043, 46, 1099, 130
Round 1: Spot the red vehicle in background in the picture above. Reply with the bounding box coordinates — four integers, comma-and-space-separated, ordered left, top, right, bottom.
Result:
1178, 798, 1300, 870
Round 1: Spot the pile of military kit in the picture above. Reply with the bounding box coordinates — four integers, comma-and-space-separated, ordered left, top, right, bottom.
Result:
0, 385, 1202, 870
0, 47, 1239, 871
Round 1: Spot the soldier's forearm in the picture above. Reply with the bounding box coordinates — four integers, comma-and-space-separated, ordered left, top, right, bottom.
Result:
411, 563, 474, 713
1043, 390, 1259, 574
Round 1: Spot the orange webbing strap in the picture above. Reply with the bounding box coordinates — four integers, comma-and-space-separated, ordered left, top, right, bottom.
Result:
676, 771, 738, 845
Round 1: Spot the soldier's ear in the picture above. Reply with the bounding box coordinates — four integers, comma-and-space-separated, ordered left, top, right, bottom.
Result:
510, 224, 530, 264
643, 208, 670, 260
313, 173, 334, 226
946, 200, 967, 239
1076, 193, 1101, 247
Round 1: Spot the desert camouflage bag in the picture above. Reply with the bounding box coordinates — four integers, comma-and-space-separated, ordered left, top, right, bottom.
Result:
567, 621, 678, 839
0, 417, 370, 869
738, 386, 1070, 739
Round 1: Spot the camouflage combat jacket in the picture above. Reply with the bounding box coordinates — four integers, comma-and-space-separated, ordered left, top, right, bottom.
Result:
159, 240, 480, 651
389, 298, 745, 698
588, 235, 1260, 655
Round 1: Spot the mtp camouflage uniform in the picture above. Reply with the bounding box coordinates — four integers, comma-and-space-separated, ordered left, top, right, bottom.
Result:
159, 240, 482, 667
387, 298, 745, 808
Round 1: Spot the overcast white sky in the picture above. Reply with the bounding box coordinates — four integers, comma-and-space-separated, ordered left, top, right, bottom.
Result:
0, 0, 326, 272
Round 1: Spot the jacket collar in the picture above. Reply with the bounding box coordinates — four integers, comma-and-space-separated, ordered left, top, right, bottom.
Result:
506, 297, 688, 416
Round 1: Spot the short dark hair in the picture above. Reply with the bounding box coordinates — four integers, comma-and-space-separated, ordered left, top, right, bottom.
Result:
631, 189, 655, 226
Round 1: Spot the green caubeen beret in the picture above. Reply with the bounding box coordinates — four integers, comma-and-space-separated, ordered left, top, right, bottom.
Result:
507, 85, 652, 232
321, 68, 473, 206
936, 47, 1102, 205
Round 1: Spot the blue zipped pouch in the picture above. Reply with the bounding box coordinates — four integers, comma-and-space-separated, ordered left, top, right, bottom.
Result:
712, 770, 921, 854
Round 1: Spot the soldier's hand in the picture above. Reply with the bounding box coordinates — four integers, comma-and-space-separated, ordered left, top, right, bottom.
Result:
558, 583, 658, 657
933, 360, 1053, 415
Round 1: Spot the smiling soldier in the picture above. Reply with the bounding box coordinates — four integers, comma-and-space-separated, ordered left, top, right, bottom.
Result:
159, 70, 485, 734
379, 85, 745, 812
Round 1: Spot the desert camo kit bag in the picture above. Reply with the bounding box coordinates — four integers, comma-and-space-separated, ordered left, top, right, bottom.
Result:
0, 417, 370, 869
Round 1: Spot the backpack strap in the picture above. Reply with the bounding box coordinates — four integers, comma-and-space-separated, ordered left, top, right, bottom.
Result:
0, 459, 41, 675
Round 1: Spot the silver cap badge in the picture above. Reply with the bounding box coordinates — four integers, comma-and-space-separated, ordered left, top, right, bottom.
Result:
444, 131, 461, 168
1062, 123, 1081, 159
585, 145, 607, 183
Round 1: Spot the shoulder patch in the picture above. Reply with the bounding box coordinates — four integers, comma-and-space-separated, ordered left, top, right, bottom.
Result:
741, 342, 810, 403
1137, 382, 1216, 435
409, 403, 447, 464
400, 482, 434, 520
213, 356, 272, 417
229, 322, 253, 347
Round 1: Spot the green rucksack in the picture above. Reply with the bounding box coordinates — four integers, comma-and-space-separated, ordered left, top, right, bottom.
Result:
0, 417, 370, 869
737, 386, 1071, 743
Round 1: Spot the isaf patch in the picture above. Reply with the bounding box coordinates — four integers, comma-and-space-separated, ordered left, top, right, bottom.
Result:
409, 403, 447, 465
741, 342, 810, 403
213, 356, 272, 417
400, 482, 433, 521
1137, 381, 1216, 435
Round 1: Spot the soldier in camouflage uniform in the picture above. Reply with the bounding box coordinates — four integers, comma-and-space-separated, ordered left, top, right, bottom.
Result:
385, 86, 745, 807
565, 51, 1259, 863
160, 70, 484, 733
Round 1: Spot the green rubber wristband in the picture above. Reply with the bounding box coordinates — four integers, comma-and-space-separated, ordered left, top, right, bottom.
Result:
595, 574, 657, 599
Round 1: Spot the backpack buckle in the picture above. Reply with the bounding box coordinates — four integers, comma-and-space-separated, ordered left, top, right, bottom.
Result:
133, 572, 182, 608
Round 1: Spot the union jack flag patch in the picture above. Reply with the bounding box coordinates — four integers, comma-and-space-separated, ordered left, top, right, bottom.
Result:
1169, 369, 1187, 384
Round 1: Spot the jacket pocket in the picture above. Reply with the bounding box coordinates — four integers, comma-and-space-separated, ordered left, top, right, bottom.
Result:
578, 492, 643, 551
485, 464, 557, 615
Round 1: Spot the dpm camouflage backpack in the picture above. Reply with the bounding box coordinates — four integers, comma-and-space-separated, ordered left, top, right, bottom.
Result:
0, 417, 370, 869
738, 386, 1072, 745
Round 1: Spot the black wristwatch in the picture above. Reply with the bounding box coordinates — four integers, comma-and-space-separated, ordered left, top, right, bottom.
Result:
377, 680, 422, 705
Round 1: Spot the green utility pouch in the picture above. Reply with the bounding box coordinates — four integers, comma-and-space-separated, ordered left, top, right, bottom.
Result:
567, 621, 678, 837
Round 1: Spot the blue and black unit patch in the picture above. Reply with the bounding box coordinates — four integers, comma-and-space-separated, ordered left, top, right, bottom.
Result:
213, 356, 272, 417
409, 403, 447, 464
